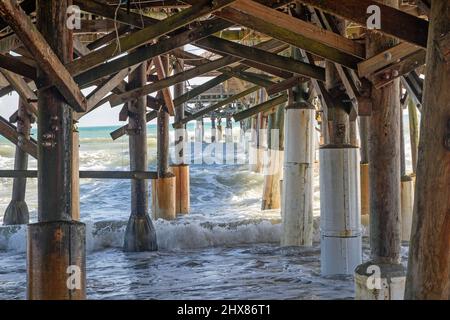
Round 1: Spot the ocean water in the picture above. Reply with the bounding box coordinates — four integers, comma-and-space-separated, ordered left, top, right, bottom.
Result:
0, 114, 414, 300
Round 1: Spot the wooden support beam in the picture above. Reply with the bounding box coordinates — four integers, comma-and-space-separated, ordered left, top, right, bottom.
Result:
176, 86, 260, 126
196, 36, 325, 81
0, 0, 86, 112
0, 115, 37, 159
0, 170, 158, 179
301, 49, 334, 112
308, 9, 360, 120
266, 76, 306, 96
67, 0, 237, 76
0, 53, 36, 80
233, 94, 288, 122
371, 50, 427, 89
358, 42, 423, 78
296, 0, 429, 48
230, 0, 365, 58
241, 59, 293, 79
221, 69, 275, 88
153, 56, 175, 116
215, 6, 362, 69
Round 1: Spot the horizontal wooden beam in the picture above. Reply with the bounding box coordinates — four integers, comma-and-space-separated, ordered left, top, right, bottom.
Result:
0, 0, 87, 112
297, 0, 429, 48
233, 94, 288, 122
215, 6, 362, 69
266, 76, 306, 96
231, 0, 365, 58
358, 42, 423, 78
0, 115, 37, 158
196, 36, 325, 81
371, 50, 426, 89
0, 170, 158, 179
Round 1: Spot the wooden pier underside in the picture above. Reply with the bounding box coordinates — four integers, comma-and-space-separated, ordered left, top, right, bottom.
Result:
0, 0, 448, 300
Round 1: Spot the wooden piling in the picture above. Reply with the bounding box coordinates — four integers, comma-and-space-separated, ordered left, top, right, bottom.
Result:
123, 61, 158, 252
4, 98, 30, 225
261, 104, 284, 210
405, 0, 450, 300
152, 55, 176, 220
359, 116, 370, 223
171, 59, 190, 215
28, 0, 86, 300
355, 0, 405, 299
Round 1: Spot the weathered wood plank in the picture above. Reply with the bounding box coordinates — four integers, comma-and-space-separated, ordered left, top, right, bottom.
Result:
196, 36, 325, 81
231, 0, 365, 58
297, 0, 429, 48
153, 56, 175, 116
358, 42, 423, 78
371, 50, 427, 89
215, 6, 362, 69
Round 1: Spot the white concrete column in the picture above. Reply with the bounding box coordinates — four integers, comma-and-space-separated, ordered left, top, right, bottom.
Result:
281, 106, 315, 246
319, 145, 362, 275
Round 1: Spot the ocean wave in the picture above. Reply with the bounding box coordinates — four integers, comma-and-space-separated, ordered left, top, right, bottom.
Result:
0, 217, 323, 253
